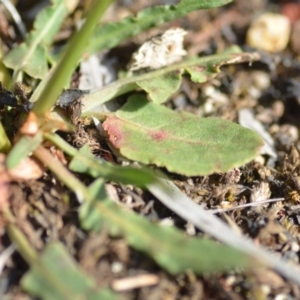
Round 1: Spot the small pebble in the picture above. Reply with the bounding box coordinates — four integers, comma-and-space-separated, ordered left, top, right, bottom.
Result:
111, 261, 123, 273
247, 12, 291, 52
252, 71, 270, 90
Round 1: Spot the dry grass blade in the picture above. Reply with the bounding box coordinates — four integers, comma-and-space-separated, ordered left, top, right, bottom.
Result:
0, 0, 26, 37
209, 198, 285, 214
147, 176, 300, 286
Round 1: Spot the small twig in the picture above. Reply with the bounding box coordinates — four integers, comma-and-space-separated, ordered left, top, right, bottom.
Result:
111, 274, 159, 291
188, 9, 246, 55
210, 198, 285, 214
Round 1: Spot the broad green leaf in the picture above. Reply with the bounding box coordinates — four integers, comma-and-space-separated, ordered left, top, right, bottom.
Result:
81, 50, 260, 114
102, 95, 263, 176
0, 122, 11, 153
80, 179, 251, 274
87, 0, 232, 55
21, 242, 116, 300
6, 133, 43, 169
3, 0, 78, 79
69, 145, 156, 187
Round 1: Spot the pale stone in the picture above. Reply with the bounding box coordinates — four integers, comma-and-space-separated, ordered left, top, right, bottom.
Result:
246, 13, 291, 53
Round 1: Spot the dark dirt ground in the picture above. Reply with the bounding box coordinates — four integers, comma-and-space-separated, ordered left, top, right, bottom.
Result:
2, 0, 300, 299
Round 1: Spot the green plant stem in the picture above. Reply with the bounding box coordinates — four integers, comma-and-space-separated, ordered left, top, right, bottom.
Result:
6, 133, 43, 170
80, 50, 260, 117
32, 0, 112, 116
44, 132, 156, 187
0, 121, 11, 153
32, 146, 135, 230
43, 133, 77, 157
3, 207, 37, 264
33, 145, 86, 197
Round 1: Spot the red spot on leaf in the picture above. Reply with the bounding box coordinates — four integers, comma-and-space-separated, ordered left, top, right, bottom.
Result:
151, 130, 168, 141
102, 116, 125, 149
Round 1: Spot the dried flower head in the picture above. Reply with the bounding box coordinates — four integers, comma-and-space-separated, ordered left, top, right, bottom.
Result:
129, 28, 187, 72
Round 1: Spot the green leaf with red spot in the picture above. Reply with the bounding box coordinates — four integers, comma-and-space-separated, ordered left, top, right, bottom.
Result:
102, 95, 263, 176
